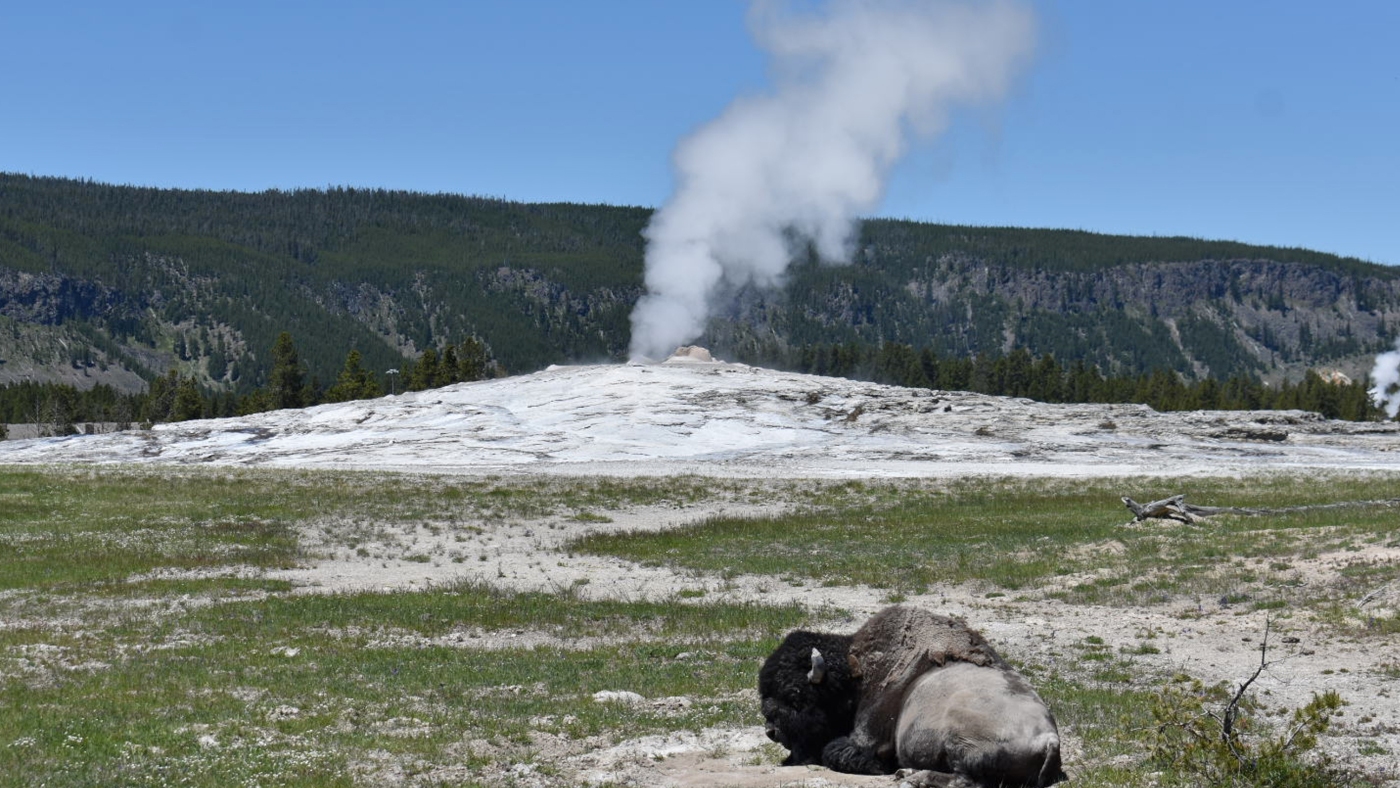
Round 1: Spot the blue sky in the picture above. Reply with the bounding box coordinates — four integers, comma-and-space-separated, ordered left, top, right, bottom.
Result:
5, 1, 1397, 265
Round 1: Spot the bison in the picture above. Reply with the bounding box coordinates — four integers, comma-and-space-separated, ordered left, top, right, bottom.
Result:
759, 605, 1065, 787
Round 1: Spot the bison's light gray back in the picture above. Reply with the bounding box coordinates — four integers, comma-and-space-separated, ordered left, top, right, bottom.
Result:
895, 658, 1061, 785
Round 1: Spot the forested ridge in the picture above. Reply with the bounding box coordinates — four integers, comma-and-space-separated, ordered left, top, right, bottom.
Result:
1, 173, 1396, 419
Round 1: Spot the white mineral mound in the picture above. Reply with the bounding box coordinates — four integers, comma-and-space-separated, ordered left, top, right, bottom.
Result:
663, 345, 715, 364
1, 360, 1396, 478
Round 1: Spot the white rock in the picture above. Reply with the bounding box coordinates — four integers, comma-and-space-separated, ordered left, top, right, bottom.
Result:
592, 690, 646, 705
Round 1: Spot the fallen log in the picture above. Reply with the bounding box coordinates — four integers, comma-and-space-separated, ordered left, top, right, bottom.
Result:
1121, 495, 1261, 523
1123, 494, 1400, 523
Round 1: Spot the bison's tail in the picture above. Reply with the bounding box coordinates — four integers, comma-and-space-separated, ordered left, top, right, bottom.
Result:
1032, 733, 1066, 786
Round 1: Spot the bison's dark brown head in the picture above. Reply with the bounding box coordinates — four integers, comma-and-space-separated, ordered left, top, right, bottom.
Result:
758, 630, 858, 766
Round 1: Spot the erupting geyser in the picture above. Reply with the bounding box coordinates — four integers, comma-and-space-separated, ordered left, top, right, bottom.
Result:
628, 0, 1036, 361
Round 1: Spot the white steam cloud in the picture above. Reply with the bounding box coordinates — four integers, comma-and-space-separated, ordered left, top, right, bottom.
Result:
1369, 338, 1400, 418
628, 0, 1036, 361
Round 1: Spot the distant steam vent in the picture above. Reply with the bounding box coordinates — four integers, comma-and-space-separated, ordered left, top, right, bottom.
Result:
1370, 339, 1400, 418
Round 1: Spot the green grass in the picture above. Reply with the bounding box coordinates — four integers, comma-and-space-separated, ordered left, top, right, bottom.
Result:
0, 468, 304, 591
0, 466, 739, 594
570, 474, 1400, 609
1, 581, 811, 787
574, 477, 1123, 592
1032, 673, 1158, 787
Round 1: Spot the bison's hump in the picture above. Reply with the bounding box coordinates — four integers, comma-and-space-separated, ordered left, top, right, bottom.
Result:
849, 605, 1008, 693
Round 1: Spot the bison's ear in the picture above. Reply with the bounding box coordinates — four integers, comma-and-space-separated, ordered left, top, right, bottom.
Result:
807, 648, 827, 685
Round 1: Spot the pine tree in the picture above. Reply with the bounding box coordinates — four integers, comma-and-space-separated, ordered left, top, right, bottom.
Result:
324, 349, 383, 403
1002, 348, 1035, 398
919, 348, 941, 390
1191, 377, 1223, 410
269, 332, 305, 409
873, 343, 927, 388
969, 353, 997, 394
408, 348, 439, 391
457, 336, 493, 381
237, 388, 275, 416
143, 370, 181, 422
1029, 353, 1064, 403
171, 377, 205, 421
438, 345, 461, 387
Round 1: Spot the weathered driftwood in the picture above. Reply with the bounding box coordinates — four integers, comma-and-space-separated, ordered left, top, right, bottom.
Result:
1121, 495, 1259, 523
1123, 494, 1400, 524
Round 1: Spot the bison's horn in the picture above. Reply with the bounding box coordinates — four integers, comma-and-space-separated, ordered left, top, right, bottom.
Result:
807, 648, 827, 684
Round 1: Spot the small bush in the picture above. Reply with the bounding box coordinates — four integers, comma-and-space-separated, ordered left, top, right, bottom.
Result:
1149, 672, 1348, 787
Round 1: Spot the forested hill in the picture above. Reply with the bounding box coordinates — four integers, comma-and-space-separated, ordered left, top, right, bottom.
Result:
1, 172, 1396, 395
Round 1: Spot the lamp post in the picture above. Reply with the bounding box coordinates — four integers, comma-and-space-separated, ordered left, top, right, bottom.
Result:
386, 368, 399, 395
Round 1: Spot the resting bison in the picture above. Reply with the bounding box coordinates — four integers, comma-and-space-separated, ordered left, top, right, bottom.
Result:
759, 605, 1064, 787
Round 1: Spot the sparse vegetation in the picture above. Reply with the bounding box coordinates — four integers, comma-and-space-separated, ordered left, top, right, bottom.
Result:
1150, 674, 1351, 787
571, 474, 1400, 612
1, 466, 1397, 785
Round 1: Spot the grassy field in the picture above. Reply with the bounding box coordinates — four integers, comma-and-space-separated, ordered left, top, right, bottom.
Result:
575, 474, 1400, 616
1, 465, 1396, 786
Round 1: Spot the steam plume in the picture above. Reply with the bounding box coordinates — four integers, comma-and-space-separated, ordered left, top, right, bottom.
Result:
628, 0, 1035, 361
1369, 338, 1400, 418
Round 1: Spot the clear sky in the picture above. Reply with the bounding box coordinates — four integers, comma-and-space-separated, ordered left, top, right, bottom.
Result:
5, 1, 1397, 265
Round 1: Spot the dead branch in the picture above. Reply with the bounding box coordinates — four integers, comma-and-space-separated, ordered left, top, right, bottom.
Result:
1222, 619, 1270, 742
1359, 582, 1396, 608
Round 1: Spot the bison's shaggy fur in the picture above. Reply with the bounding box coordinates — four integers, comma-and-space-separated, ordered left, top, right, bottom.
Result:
757, 629, 857, 766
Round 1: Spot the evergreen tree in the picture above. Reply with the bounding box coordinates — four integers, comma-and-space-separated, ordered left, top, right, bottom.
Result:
1136, 369, 1188, 411
457, 336, 496, 381
1001, 348, 1035, 398
969, 353, 997, 394
269, 332, 306, 409
436, 348, 459, 389
408, 348, 439, 391
143, 370, 181, 422
171, 377, 206, 421
941, 356, 974, 392
873, 343, 927, 388
1030, 353, 1064, 403
324, 349, 383, 403
1191, 377, 1223, 410
302, 376, 322, 410
36, 388, 79, 436
438, 345, 461, 387
237, 388, 275, 416
918, 348, 941, 389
